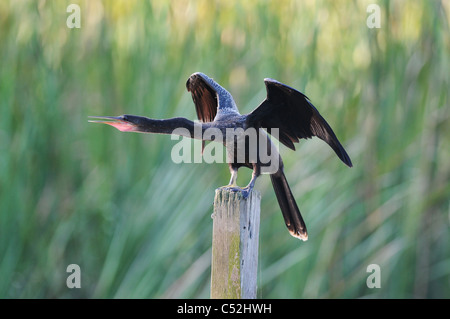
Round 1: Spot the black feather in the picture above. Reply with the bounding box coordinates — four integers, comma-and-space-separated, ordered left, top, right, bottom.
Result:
247, 79, 353, 167
270, 169, 308, 241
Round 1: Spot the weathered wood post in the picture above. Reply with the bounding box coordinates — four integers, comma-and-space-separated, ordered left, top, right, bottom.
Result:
210, 187, 261, 299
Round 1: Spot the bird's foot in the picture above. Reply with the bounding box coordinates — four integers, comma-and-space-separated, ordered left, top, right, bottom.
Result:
221, 185, 251, 199
240, 187, 251, 199
222, 185, 242, 192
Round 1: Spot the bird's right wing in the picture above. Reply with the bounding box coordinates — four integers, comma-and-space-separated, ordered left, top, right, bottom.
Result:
246, 78, 352, 167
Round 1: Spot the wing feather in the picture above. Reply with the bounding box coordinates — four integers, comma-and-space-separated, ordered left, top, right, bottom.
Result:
186, 75, 217, 123
247, 78, 352, 167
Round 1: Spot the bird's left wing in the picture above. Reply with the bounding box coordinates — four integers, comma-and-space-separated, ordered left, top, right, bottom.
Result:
186, 74, 218, 123
186, 73, 219, 153
246, 78, 352, 167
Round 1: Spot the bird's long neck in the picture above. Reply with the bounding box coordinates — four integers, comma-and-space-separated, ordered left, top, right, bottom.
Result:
217, 90, 239, 113
199, 73, 239, 113
132, 116, 211, 140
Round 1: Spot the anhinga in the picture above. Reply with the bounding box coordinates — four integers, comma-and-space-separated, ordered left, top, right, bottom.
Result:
89, 72, 352, 241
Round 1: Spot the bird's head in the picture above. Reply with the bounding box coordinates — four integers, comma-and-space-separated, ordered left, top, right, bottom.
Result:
186, 72, 237, 110
186, 72, 217, 92
88, 115, 145, 132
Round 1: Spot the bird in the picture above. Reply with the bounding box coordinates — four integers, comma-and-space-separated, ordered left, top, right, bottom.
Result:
89, 72, 352, 241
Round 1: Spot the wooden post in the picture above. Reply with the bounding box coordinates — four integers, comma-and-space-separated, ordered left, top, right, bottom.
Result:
210, 187, 261, 299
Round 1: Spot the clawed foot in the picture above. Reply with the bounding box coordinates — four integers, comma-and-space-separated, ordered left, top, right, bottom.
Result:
221, 185, 251, 199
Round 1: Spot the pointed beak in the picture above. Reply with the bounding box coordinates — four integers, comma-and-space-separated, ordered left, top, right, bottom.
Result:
88, 116, 138, 132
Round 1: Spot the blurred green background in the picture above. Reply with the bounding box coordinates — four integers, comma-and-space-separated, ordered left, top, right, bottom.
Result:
0, 0, 449, 299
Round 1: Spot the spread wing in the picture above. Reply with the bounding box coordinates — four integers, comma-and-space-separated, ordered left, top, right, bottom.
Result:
246, 78, 352, 167
186, 74, 218, 123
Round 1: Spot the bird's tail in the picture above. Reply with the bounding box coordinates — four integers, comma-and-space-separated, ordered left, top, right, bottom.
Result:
270, 169, 308, 241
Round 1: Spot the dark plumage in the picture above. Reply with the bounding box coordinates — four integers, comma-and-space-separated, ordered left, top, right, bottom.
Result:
89, 72, 352, 240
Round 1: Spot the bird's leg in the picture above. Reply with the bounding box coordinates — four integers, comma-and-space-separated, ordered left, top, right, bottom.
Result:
227, 166, 238, 186
222, 166, 245, 193
223, 166, 239, 187
222, 164, 260, 199
240, 164, 260, 198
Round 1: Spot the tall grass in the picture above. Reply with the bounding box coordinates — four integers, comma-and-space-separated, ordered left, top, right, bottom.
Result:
0, 0, 448, 298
